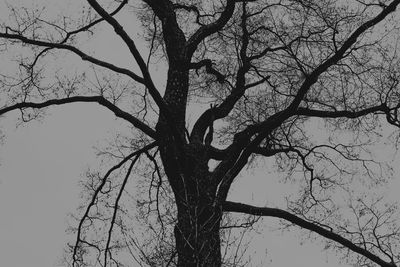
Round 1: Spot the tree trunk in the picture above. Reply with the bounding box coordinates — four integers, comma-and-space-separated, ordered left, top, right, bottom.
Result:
175, 198, 222, 267
158, 139, 223, 266
156, 58, 224, 265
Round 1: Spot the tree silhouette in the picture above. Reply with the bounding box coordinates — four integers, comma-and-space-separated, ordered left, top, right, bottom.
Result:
1, 0, 400, 266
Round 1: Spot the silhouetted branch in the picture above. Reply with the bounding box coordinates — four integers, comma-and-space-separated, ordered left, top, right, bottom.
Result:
86, 0, 169, 117
223, 201, 396, 267
0, 31, 145, 83
72, 142, 157, 266
104, 154, 140, 266
0, 96, 158, 139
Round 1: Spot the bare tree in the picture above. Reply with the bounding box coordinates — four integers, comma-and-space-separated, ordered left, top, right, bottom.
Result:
1, 0, 400, 266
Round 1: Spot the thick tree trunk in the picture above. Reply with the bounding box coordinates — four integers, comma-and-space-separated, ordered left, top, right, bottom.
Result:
175, 199, 222, 267
164, 152, 222, 266
156, 57, 224, 265
157, 138, 223, 266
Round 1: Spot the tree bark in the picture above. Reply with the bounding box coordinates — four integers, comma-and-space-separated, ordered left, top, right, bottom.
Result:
156, 62, 224, 265
174, 191, 222, 267
165, 148, 222, 266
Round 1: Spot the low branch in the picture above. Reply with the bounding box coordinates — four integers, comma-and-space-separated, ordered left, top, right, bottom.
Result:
72, 142, 157, 265
0, 96, 158, 140
104, 153, 140, 266
223, 201, 396, 267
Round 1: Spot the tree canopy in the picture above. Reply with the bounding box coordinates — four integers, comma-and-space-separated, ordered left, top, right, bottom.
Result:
1, 0, 400, 266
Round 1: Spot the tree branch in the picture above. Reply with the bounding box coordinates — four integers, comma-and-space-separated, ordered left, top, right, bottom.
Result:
243, 0, 400, 139
86, 0, 169, 117
223, 201, 396, 267
72, 142, 157, 266
0, 96, 158, 140
190, 59, 225, 83
296, 104, 387, 118
186, 0, 237, 57
104, 153, 140, 267
24, 0, 129, 68
214, 0, 400, 202
190, 2, 251, 143
0, 31, 145, 84
286, 0, 400, 112
63, 0, 128, 43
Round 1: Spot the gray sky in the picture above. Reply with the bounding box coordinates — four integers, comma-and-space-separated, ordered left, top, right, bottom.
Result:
0, 105, 118, 267
0, 105, 355, 267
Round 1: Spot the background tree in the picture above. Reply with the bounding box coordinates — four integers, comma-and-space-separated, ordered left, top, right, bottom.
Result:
1, 0, 400, 266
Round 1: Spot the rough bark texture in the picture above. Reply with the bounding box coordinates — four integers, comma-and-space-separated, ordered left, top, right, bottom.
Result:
175, 202, 222, 267
156, 62, 223, 265
158, 135, 223, 266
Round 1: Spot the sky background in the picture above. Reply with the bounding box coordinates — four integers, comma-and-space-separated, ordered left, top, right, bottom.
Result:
0, 105, 355, 267
0, 1, 399, 266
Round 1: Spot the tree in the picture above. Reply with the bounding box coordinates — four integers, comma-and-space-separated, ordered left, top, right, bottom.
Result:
1, 0, 400, 266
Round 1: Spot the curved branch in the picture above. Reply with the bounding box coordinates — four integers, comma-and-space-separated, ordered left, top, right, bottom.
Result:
186, 0, 236, 57
63, 0, 128, 43
86, 0, 169, 117
214, 0, 400, 202
0, 96, 158, 140
72, 142, 157, 266
223, 201, 396, 267
87, 0, 188, 152
190, 3, 251, 143
0, 32, 145, 84
296, 104, 387, 118
286, 0, 400, 112
238, 0, 400, 139
105, 153, 140, 266
190, 59, 225, 83
0, 31, 145, 84
252, 147, 292, 157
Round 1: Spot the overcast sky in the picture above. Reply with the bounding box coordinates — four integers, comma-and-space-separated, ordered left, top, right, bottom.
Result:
0, 105, 355, 267
0, 1, 399, 267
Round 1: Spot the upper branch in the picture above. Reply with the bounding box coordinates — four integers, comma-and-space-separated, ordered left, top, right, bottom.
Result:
86, 0, 170, 117
189, 59, 226, 83
0, 96, 158, 140
190, 2, 251, 143
142, 0, 187, 64
186, 0, 237, 57
296, 104, 387, 118
0, 31, 145, 84
214, 0, 400, 191
223, 201, 396, 267
287, 0, 400, 112
238, 0, 400, 141
25, 0, 128, 68
62, 0, 128, 43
